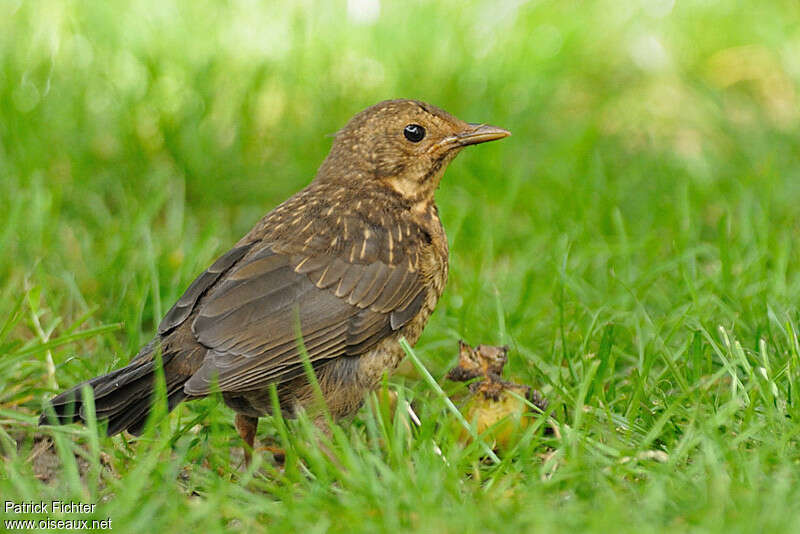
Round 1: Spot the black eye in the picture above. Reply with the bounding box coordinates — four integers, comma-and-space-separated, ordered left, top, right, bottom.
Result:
403, 124, 426, 142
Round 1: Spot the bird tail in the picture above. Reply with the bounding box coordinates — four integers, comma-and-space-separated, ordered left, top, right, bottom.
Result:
39, 345, 190, 436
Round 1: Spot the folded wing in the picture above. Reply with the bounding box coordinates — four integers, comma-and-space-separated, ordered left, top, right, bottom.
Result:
182, 244, 426, 394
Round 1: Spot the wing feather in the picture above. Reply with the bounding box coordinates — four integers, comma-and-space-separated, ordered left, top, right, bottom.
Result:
182, 245, 426, 395
158, 244, 253, 335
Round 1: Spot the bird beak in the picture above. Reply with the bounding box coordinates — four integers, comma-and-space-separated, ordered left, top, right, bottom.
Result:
457, 123, 511, 146
429, 123, 511, 153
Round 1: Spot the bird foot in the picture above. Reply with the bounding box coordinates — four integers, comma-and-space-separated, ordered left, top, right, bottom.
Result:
256, 445, 286, 464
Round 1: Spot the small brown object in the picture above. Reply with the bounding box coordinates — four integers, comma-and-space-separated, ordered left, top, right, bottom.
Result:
447, 341, 548, 449
39, 100, 510, 465
446, 340, 509, 383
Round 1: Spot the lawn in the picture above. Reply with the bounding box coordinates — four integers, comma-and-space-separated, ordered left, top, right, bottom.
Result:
2, 0, 800, 532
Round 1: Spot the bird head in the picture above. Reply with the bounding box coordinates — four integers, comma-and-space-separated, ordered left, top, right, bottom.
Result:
316, 99, 510, 207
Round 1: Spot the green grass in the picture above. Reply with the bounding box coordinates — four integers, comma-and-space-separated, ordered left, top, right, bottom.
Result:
3, 0, 800, 532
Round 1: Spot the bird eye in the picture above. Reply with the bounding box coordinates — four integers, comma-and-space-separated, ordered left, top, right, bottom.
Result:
403, 124, 426, 143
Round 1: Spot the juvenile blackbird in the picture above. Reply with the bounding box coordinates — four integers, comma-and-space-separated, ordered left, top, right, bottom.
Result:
40, 99, 510, 462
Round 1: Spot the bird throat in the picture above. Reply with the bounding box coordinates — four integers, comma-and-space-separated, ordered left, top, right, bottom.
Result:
383, 175, 439, 215
384, 152, 455, 213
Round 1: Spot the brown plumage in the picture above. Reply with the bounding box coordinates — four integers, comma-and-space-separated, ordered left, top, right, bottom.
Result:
39, 99, 510, 461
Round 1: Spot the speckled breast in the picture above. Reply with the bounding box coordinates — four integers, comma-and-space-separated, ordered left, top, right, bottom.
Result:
356, 207, 450, 389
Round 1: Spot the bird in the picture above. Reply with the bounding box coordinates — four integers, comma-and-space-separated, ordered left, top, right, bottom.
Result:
39, 99, 510, 464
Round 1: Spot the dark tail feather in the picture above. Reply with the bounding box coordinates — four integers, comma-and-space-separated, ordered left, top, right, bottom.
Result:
39, 352, 189, 436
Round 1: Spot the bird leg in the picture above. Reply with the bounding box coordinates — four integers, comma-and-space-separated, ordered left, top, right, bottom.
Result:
234, 413, 259, 467
311, 415, 345, 470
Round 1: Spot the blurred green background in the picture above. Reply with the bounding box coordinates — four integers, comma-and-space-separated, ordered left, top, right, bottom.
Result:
3, 0, 800, 532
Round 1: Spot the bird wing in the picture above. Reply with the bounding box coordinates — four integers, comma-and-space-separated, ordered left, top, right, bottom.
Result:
157, 243, 255, 336
177, 243, 426, 395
